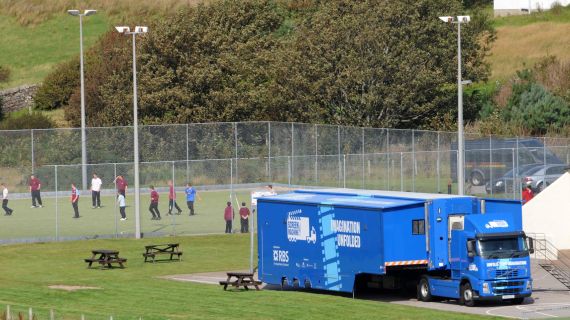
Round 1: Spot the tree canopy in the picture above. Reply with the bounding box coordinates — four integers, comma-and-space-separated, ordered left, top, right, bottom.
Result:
36, 0, 495, 130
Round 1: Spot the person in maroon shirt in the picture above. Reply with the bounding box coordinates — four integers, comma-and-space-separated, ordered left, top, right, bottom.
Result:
29, 174, 43, 208
114, 175, 128, 197
239, 202, 250, 233
71, 183, 80, 218
149, 185, 161, 220
224, 201, 234, 233
167, 180, 182, 215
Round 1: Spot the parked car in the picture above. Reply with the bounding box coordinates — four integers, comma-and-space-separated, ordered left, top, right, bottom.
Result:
485, 163, 543, 194
523, 164, 569, 192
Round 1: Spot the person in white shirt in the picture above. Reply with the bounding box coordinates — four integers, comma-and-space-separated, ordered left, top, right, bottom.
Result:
90, 173, 103, 209
1, 183, 14, 216
117, 193, 127, 220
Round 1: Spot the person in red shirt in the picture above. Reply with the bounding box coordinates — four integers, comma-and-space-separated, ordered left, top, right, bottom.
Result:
167, 180, 182, 215
71, 183, 80, 218
114, 175, 128, 197
224, 201, 234, 233
149, 185, 161, 220
29, 174, 43, 208
522, 184, 534, 204
239, 202, 250, 233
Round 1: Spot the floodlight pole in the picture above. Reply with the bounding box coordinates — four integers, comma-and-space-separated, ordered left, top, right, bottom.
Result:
116, 26, 147, 239
457, 21, 465, 195
69, 10, 96, 191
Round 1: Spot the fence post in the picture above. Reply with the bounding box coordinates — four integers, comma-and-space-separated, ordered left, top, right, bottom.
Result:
28, 307, 32, 320
50, 309, 54, 320
291, 123, 294, 185
287, 156, 291, 187
55, 165, 59, 241
230, 158, 234, 200
361, 127, 365, 189
512, 148, 516, 200
234, 123, 238, 186
31, 129, 35, 173
171, 161, 176, 237
437, 131, 441, 193
186, 123, 189, 183
268, 121, 271, 183
343, 154, 346, 188
337, 126, 341, 187
315, 125, 318, 185
400, 152, 404, 192
113, 163, 118, 238
412, 129, 416, 192
6, 305, 10, 320
386, 129, 390, 190
489, 136, 493, 197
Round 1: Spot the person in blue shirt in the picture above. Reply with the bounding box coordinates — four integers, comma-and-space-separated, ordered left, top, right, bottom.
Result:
185, 182, 201, 216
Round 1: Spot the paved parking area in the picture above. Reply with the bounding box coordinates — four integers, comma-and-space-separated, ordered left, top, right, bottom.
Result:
165, 260, 570, 319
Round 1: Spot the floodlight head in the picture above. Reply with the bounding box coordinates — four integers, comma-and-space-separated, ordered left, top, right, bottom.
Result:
134, 26, 149, 33
439, 16, 454, 23
67, 9, 80, 16
115, 26, 131, 34
84, 9, 97, 16
457, 15, 471, 23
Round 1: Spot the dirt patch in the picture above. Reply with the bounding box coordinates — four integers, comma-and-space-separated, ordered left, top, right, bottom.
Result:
48, 285, 102, 291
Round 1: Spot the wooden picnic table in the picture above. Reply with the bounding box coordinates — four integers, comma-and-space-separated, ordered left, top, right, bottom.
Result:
219, 272, 262, 291
84, 249, 127, 269
143, 243, 183, 263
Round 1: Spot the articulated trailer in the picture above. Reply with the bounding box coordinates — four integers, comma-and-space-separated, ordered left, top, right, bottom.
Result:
257, 189, 534, 306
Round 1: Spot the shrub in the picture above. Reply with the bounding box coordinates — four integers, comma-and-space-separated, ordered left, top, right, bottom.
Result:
0, 111, 55, 130
33, 58, 80, 110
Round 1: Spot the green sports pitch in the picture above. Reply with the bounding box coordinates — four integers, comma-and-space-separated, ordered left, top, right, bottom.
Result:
0, 189, 256, 241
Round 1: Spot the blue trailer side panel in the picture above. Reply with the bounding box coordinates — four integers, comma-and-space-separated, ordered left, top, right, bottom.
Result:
382, 205, 428, 265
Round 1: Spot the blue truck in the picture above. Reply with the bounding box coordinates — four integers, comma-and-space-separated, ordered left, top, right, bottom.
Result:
257, 189, 534, 306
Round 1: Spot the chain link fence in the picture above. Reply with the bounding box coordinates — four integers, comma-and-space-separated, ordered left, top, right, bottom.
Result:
0, 121, 569, 243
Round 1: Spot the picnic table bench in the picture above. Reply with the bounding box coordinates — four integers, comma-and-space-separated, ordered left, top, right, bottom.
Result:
84, 249, 127, 269
143, 243, 183, 263
219, 272, 262, 290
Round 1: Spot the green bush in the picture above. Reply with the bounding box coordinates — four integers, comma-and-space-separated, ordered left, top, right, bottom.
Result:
0, 111, 55, 130
33, 58, 80, 110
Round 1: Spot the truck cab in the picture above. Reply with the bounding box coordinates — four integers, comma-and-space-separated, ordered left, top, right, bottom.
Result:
420, 209, 534, 306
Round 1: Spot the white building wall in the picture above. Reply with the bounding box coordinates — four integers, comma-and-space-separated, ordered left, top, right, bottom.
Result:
522, 172, 570, 250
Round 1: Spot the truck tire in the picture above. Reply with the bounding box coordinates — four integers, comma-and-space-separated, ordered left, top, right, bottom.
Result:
460, 282, 476, 307
470, 172, 484, 186
417, 277, 432, 302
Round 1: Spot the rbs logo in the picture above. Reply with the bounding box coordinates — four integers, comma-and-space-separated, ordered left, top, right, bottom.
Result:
273, 250, 289, 263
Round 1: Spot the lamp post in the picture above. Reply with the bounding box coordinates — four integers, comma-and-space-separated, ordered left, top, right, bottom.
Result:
68, 9, 97, 192
439, 15, 470, 196
115, 26, 148, 239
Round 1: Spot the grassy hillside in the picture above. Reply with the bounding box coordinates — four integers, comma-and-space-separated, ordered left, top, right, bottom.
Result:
0, 13, 109, 89
488, 6, 570, 80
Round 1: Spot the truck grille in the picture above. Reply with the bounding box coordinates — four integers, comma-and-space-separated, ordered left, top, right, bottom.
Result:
492, 280, 524, 295
491, 269, 520, 278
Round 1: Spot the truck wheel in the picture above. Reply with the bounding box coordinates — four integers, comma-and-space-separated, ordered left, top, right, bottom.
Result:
417, 277, 432, 302
470, 172, 484, 186
460, 282, 476, 307
511, 298, 525, 305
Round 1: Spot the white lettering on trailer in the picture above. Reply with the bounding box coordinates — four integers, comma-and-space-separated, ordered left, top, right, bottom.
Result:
484, 220, 509, 229
486, 260, 527, 267
331, 219, 361, 248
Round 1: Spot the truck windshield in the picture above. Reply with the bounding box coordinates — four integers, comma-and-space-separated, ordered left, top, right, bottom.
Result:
477, 237, 528, 259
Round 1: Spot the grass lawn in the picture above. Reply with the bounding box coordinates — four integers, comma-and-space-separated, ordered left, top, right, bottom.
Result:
0, 234, 502, 320
0, 13, 109, 89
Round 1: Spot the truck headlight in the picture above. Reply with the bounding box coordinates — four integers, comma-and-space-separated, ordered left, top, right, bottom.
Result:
526, 280, 532, 291
482, 282, 490, 294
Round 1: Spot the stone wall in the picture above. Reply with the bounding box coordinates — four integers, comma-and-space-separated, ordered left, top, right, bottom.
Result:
0, 84, 39, 113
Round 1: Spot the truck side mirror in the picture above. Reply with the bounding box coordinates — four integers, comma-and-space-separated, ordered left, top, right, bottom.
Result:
528, 237, 535, 254
467, 240, 476, 258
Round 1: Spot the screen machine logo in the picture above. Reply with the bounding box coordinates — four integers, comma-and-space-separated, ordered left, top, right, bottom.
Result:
287, 209, 317, 244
